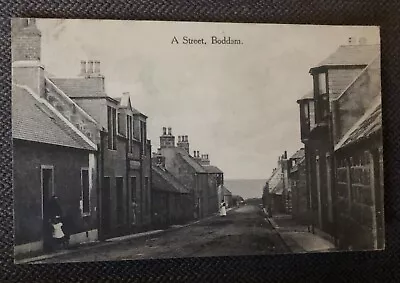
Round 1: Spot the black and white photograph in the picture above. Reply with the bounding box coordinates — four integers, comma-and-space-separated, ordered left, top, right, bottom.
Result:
11, 18, 382, 264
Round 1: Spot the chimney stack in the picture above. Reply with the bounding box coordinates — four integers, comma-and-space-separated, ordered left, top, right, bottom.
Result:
94, 60, 101, 74
168, 127, 172, 136
196, 151, 200, 158
80, 60, 86, 76
193, 151, 197, 157
162, 127, 167, 136
178, 136, 182, 142
87, 60, 94, 74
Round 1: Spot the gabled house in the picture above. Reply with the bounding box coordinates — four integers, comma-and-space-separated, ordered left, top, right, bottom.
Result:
297, 37, 382, 249
49, 65, 152, 239
158, 128, 211, 219
12, 18, 101, 257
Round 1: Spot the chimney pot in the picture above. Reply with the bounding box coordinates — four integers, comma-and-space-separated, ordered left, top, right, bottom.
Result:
162, 127, 167, 135
178, 136, 182, 142
94, 61, 100, 74
168, 127, 172, 135
87, 60, 94, 74
193, 150, 196, 157
185, 135, 188, 142
197, 151, 200, 157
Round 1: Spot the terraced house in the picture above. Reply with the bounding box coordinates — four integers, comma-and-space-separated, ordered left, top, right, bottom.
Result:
12, 18, 101, 256
12, 17, 153, 255
296, 37, 382, 250
158, 128, 223, 220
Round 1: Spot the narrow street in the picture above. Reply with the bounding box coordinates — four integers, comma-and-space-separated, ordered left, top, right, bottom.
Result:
33, 205, 290, 263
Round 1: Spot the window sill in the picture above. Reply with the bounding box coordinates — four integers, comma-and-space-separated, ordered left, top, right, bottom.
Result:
81, 213, 91, 218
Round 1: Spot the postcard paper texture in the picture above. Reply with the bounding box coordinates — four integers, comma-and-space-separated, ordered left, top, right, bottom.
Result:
11, 18, 382, 263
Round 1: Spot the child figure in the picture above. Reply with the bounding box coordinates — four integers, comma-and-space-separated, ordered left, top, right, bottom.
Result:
51, 216, 66, 250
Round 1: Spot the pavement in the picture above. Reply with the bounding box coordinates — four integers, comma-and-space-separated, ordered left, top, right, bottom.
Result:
19, 205, 290, 264
265, 212, 336, 253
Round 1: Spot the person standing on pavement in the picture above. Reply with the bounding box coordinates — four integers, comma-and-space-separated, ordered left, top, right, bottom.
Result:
220, 200, 227, 217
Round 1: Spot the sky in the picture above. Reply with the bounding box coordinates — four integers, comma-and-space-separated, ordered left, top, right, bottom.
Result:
37, 19, 379, 180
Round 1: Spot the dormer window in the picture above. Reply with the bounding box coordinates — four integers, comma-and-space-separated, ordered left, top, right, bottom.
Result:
318, 72, 327, 95
314, 72, 329, 122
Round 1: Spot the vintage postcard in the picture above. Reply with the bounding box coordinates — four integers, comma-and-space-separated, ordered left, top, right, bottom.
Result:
12, 18, 382, 264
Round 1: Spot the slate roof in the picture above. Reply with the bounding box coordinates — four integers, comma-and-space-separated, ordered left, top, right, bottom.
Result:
290, 148, 305, 160
176, 147, 207, 173
314, 44, 380, 68
49, 78, 106, 97
203, 165, 223, 174
12, 85, 95, 151
152, 166, 189, 194
335, 100, 382, 151
270, 179, 283, 195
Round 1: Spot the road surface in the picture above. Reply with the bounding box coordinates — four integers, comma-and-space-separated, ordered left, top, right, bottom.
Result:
34, 205, 290, 263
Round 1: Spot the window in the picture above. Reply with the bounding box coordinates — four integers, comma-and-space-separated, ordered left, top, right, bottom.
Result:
140, 121, 147, 155
309, 100, 315, 128
303, 103, 309, 120
81, 169, 90, 215
127, 115, 134, 153
318, 72, 327, 94
117, 112, 124, 136
107, 106, 117, 150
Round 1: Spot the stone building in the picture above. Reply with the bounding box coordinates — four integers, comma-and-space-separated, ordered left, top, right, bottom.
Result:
12, 18, 152, 244
297, 38, 382, 249
158, 128, 214, 219
288, 149, 308, 225
12, 18, 100, 256
151, 153, 192, 228
49, 64, 152, 239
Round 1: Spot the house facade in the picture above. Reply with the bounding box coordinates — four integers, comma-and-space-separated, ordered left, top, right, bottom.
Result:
151, 153, 192, 228
288, 149, 308, 225
49, 65, 153, 239
12, 18, 152, 245
158, 128, 213, 219
297, 38, 382, 249
12, 18, 100, 256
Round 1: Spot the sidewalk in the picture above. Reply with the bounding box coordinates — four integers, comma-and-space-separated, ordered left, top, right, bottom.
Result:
265, 212, 336, 253
16, 211, 225, 264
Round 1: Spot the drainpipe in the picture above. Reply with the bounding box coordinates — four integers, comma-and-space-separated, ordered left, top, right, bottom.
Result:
98, 129, 105, 241
149, 143, 153, 226
125, 133, 129, 231
140, 147, 144, 228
